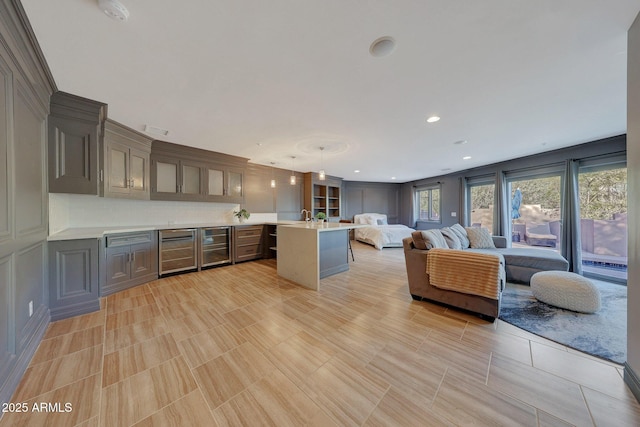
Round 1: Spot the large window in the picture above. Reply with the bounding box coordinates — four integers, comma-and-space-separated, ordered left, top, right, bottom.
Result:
416, 185, 440, 222
507, 174, 562, 251
578, 163, 627, 281
468, 182, 495, 232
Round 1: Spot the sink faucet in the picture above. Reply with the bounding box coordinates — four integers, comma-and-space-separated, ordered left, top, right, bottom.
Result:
301, 209, 311, 222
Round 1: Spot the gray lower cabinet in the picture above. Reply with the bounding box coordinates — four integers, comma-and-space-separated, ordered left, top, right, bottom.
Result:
233, 225, 264, 263
48, 239, 101, 321
103, 231, 158, 296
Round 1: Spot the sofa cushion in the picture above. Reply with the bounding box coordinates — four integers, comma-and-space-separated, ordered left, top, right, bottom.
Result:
412, 229, 448, 250
465, 227, 496, 249
494, 248, 569, 271
440, 227, 462, 250
450, 223, 470, 248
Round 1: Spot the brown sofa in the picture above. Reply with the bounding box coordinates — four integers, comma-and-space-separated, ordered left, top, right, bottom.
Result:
403, 237, 505, 320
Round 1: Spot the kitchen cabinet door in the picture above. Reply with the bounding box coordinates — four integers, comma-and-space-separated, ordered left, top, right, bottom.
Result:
129, 146, 149, 196
102, 231, 158, 296
48, 115, 100, 195
130, 241, 154, 279
105, 140, 130, 195
105, 245, 131, 287
204, 166, 244, 203
48, 239, 100, 321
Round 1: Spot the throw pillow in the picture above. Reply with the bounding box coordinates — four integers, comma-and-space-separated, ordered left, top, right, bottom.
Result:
411, 229, 448, 250
450, 223, 470, 249
465, 227, 496, 249
440, 227, 462, 250
376, 218, 388, 225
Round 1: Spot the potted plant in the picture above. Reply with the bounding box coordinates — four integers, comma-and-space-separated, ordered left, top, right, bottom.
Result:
315, 212, 326, 225
234, 209, 250, 223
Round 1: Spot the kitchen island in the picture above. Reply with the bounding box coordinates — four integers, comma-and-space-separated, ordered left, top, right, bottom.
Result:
277, 221, 363, 291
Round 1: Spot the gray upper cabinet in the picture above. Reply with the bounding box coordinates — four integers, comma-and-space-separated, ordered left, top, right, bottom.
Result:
151, 140, 247, 203
48, 92, 106, 195
48, 93, 152, 200
151, 154, 205, 201
103, 119, 152, 199
204, 165, 244, 203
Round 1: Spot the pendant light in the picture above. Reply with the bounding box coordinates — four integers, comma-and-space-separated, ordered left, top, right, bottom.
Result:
270, 162, 276, 188
318, 146, 326, 181
290, 156, 296, 185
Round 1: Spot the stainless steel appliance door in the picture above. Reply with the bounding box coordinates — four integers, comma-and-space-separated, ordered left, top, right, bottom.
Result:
159, 229, 197, 275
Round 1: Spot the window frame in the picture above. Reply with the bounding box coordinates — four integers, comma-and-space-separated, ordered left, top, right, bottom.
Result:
415, 184, 441, 224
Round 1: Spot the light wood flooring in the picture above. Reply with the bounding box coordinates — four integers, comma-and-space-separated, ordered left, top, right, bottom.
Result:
2, 241, 640, 426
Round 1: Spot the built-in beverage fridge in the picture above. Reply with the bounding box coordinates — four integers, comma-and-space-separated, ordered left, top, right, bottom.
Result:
200, 226, 232, 268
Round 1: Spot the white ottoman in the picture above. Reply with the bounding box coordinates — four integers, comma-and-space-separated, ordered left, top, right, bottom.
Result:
530, 271, 601, 313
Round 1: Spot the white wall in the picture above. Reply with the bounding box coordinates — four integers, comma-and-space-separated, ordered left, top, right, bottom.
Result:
49, 194, 277, 234
627, 12, 640, 385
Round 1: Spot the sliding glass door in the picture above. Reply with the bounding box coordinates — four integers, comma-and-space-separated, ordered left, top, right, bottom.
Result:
578, 163, 627, 281
467, 181, 495, 233
506, 174, 562, 252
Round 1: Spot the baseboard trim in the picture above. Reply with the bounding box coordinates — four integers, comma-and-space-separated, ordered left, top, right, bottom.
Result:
624, 362, 640, 403
0, 305, 49, 407
50, 299, 100, 322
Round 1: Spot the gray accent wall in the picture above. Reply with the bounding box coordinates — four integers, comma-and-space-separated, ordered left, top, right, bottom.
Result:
626, 11, 640, 400
243, 162, 304, 221
342, 181, 401, 223
0, 0, 55, 407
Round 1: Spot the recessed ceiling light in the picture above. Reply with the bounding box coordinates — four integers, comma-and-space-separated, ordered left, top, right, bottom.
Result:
354, 170, 360, 173
453, 140, 467, 145
463, 156, 472, 160
391, 177, 397, 180
441, 168, 452, 172
426, 116, 440, 123
369, 36, 396, 58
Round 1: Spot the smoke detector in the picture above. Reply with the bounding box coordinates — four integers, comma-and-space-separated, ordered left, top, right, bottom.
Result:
98, 0, 130, 22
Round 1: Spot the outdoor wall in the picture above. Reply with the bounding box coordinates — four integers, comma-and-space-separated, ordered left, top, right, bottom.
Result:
626, 11, 640, 399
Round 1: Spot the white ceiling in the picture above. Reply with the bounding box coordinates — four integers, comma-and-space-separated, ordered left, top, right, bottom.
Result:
21, 0, 640, 182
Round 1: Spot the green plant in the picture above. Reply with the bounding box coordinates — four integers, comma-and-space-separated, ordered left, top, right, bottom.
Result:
315, 212, 326, 220
234, 209, 250, 220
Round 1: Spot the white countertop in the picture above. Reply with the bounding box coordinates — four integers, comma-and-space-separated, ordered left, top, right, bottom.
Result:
277, 221, 366, 232
47, 220, 364, 241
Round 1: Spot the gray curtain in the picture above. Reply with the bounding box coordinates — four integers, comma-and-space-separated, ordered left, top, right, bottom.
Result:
561, 159, 582, 274
494, 171, 508, 238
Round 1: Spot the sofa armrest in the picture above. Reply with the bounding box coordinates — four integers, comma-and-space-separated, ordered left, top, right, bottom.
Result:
492, 235, 507, 248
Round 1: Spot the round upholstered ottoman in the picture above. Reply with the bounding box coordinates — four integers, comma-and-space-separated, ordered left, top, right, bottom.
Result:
530, 271, 601, 313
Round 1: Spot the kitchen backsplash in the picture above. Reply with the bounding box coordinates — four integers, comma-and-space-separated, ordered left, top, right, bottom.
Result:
49, 193, 277, 234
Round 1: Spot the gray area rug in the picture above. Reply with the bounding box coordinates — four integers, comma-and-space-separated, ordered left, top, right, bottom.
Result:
499, 280, 627, 364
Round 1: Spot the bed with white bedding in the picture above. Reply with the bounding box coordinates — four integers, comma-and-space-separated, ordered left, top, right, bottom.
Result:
353, 213, 415, 250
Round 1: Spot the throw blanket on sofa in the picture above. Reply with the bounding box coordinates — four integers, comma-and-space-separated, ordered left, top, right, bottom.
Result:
426, 249, 502, 300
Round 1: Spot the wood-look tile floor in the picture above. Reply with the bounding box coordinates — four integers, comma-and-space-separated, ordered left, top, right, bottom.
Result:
3, 241, 640, 426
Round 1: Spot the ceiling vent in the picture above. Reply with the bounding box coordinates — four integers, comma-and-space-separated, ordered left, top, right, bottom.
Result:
144, 125, 169, 136
98, 0, 130, 22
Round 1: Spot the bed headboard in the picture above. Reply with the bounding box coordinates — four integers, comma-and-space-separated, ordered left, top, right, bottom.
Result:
354, 213, 388, 225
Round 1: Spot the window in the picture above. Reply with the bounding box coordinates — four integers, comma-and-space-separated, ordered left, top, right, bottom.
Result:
416, 185, 440, 222
578, 163, 627, 281
507, 174, 562, 251
467, 181, 495, 232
